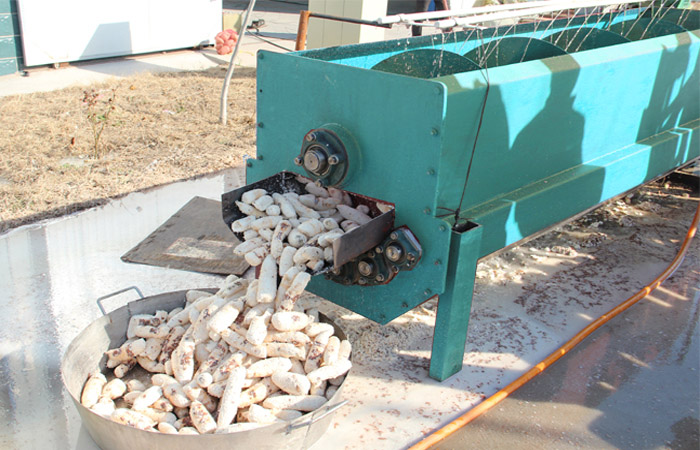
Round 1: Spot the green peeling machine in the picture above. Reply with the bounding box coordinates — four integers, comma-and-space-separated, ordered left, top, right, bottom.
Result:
222, 6, 700, 381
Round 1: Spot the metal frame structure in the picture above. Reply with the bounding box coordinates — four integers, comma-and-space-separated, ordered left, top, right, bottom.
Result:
242, 6, 699, 380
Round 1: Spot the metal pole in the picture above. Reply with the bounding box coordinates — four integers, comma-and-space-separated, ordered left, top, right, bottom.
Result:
296, 10, 311, 51
220, 0, 258, 126
377, 0, 641, 26
308, 12, 393, 28
441, 0, 640, 28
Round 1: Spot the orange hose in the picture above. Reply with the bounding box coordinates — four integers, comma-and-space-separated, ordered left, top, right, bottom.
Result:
410, 200, 700, 450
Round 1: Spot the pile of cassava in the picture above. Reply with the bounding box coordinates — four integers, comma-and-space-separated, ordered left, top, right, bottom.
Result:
79, 179, 380, 434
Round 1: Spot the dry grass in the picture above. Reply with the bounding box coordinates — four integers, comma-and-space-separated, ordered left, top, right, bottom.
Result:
0, 66, 257, 233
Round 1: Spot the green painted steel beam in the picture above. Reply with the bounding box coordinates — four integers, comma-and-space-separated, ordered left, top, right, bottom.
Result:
430, 223, 483, 381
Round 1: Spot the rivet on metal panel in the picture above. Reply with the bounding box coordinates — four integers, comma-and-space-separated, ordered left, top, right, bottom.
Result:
258, 122, 264, 128
427, 168, 435, 176
424, 288, 432, 296
258, 53, 264, 59
401, 302, 408, 308
431, 128, 439, 136
246, 160, 253, 168
257, 154, 263, 160
434, 259, 442, 265
423, 207, 431, 215
434, 86, 441, 95
439, 224, 447, 232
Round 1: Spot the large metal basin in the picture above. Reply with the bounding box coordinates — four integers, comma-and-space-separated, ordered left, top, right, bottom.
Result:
61, 289, 348, 450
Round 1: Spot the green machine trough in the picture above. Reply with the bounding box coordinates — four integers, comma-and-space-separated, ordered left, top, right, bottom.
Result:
226, 7, 700, 381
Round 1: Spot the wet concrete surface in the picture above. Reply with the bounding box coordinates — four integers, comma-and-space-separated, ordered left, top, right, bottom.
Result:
435, 231, 700, 449
0, 166, 697, 449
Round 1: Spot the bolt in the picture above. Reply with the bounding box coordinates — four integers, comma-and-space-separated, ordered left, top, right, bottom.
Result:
427, 168, 435, 176
306, 132, 316, 142
424, 288, 432, 296
358, 260, 373, 277
431, 128, 439, 136
439, 224, 447, 232
376, 274, 385, 282
407, 253, 416, 262
358, 277, 367, 285
368, 251, 375, 258
294, 156, 303, 166
390, 232, 398, 240
392, 266, 399, 274
328, 155, 340, 165
375, 247, 383, 254
423, 207, 431, 215
385, 244, 403, 262
315, 179, 324, 188
257, 122, 264, 128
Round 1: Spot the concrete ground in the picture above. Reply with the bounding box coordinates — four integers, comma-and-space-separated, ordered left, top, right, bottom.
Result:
435, 255, 700, 450
1, 164, 697, 450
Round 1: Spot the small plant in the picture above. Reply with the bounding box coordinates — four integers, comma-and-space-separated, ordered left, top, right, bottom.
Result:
82, 87, 117, 158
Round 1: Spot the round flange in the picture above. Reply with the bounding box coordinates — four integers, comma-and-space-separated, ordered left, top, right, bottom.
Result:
296, 128, 349, 187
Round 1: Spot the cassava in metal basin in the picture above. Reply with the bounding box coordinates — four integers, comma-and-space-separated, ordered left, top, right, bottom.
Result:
61, 289, 349, 450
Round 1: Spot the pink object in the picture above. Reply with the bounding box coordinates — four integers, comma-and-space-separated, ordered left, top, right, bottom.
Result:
215, 29, 239, 55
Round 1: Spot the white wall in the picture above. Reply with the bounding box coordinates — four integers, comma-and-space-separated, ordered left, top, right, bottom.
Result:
307, 0, 388, 49
17, 0, 222, 66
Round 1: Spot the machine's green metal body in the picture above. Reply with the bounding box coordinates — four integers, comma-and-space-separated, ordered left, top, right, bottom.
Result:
248, 7, 700, 380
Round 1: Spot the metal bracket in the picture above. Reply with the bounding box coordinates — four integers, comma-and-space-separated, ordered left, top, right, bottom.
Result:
327, 226, 422, 286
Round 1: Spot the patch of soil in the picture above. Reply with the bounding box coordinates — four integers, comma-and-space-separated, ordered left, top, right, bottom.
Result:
0, 66, 256, 233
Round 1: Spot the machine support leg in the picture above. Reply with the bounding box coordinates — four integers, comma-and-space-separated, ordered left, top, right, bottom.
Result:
429, 223, 483, 381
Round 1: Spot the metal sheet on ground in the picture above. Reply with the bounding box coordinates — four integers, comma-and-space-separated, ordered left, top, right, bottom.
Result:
121, 196, 248, 275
